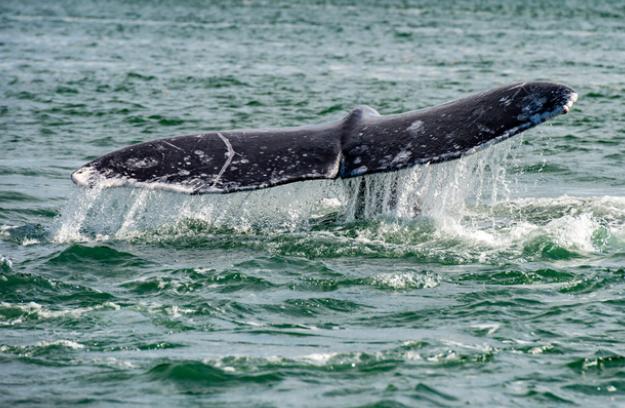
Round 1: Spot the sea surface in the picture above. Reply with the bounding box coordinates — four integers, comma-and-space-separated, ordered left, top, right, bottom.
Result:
2, 1, 625, 406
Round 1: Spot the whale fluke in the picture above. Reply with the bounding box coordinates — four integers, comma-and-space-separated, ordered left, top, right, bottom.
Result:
72, 82, 577, 194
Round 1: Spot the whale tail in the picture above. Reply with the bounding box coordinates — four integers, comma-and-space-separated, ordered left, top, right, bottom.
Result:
72, 82, 577, 194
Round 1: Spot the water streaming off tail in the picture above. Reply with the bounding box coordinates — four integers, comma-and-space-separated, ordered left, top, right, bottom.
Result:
341, 138, 517, 222
52, 138, 513, 236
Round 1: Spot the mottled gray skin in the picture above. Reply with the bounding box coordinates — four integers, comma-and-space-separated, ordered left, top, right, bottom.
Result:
72, 82, 576, 194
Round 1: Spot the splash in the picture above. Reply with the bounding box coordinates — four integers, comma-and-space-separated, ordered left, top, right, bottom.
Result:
53, 139, 518, 238
49, 138, 625, 261
52, 175, 346, 242
53, 184, 105, 243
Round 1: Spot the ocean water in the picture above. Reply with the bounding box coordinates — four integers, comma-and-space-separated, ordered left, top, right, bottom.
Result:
2, 0, 625, 406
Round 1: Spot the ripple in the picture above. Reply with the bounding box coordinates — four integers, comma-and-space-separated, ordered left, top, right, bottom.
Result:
456, 269, 577, 285
121, 268, 276, 295
567, 353, 625, 375
0, 301, 119, 326
262, 297, 367, 317
147, 360, 283, 389
46, 245, 150, 268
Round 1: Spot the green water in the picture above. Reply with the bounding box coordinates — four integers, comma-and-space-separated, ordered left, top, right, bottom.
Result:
2, 0, 625, 406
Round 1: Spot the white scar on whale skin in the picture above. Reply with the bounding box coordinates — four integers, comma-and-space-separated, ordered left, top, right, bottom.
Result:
211, 132, 236, 188
162, 141, 185, 152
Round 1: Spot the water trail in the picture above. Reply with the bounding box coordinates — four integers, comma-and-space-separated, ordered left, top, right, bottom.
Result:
52, 175, 348, 242
52, 184, 104, 243
339, 138, 519, 228
114, 188, 154, 240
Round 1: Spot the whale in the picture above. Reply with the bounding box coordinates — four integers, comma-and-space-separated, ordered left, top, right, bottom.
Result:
72, 82, 577, 194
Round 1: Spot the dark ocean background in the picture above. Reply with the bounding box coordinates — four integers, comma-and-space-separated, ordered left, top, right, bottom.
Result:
2, 1, 625, 406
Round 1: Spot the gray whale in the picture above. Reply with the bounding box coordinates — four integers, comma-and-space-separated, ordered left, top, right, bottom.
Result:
72, 82, 577, 194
